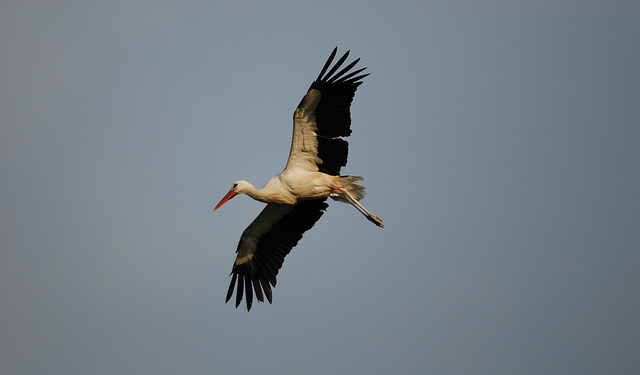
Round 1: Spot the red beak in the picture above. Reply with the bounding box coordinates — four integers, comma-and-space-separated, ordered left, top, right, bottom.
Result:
214, 190, 237, 211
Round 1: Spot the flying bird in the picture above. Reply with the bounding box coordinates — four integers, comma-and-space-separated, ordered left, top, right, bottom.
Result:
215, 48, 383, 311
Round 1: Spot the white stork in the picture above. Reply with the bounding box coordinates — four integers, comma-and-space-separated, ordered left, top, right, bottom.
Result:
215, 48, 383, 311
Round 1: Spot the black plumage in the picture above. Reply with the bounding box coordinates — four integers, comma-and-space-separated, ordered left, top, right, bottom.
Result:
226, 199, 328, 310
306, 48, 368, 175
223, 48, 370, 310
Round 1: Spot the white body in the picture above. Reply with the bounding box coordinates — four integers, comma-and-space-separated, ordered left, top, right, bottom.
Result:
216, 48, 382, 311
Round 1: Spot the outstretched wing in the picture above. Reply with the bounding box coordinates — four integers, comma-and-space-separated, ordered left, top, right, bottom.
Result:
285, 47, 368, 175
226, 199, 329, 311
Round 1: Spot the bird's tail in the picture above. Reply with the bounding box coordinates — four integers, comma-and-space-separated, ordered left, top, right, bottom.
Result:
330, 175, 383, 227
331, 176, 366, 202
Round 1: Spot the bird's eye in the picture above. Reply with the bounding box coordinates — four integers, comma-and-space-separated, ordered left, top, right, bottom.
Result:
232, 183, 238, 190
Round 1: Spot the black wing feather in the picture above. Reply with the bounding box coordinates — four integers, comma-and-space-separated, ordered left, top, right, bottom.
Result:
315, 47, 338, 81
226, 199, 329, 311
327, 58, 360, 84
309, 48, 368, 175
225, 48, 367, 310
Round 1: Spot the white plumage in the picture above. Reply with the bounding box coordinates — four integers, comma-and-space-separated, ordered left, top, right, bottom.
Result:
214, 48, 383, 311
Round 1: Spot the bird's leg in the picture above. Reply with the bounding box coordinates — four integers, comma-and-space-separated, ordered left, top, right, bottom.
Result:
330, 186, 384, 228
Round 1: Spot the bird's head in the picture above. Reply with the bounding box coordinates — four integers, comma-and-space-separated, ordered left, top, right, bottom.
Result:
214, 180, 249, 211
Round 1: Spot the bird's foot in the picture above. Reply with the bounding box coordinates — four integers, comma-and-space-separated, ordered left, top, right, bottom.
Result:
367, 214, 384, 228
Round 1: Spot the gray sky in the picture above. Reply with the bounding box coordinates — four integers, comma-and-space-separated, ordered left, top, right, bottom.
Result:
1, 1, 638, 374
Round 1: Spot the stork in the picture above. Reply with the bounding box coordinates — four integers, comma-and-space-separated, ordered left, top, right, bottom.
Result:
215, 48, 383, 311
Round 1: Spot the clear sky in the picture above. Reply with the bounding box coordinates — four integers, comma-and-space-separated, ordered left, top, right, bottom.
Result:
1, 1, 638, 374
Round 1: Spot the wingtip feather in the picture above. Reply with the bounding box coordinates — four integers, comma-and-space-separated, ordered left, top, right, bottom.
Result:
236, 274, 244, 308
322, 50, 350, 81
226, 273, 237, 303
245, 274, 253, 310
316, 47, 338, 81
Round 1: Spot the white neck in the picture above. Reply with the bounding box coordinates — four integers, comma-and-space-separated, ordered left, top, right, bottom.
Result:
242, 182, 267, 202
239, 177, 295, 205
